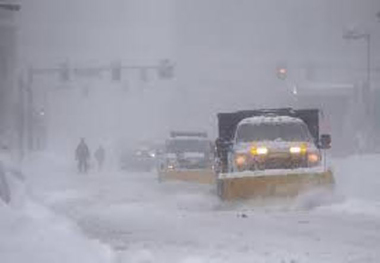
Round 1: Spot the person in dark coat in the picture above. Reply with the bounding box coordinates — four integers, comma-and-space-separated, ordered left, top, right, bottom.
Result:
76, 138, 90, 173
94, 145, 105, 171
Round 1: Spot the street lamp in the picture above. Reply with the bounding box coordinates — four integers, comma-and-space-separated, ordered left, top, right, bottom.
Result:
343, 30, 371, 91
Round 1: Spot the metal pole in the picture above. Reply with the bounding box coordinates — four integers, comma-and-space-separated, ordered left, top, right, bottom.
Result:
17, 76, 25, 160
367, 34, 371, 90
26, 69, 34, 151
363, 34, 372, 151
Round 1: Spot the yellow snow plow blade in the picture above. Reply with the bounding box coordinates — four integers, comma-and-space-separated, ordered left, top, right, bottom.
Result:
217, 169, 334, 201
159, 169, 216, 184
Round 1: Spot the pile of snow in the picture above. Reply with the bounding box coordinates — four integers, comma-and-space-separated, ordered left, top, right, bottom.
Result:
0, 154, 116, 263
0, 201, 115, 263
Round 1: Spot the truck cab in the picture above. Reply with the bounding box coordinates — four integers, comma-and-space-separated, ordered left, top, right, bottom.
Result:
215, 108, 334, 200
158, 131, 216, 184
230, 116, 321, 172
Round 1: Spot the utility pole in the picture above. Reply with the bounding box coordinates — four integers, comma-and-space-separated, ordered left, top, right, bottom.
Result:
17, 76, 25, 160
0, 2, 21, 11
26, 68, 34, 151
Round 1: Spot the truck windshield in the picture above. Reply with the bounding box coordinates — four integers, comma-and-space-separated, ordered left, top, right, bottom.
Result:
236, 122, 313, 143
166, 139, 211, 154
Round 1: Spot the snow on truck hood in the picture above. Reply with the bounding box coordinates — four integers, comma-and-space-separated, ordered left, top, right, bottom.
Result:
239, 115, 304, 125
234, 141, 317, 153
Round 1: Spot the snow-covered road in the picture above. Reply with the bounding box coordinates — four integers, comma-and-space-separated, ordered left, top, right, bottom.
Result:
25, 154, 380, 263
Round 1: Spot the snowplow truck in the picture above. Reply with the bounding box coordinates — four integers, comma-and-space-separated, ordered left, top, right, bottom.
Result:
215, 108, 334, 200
158, 131, 215, 184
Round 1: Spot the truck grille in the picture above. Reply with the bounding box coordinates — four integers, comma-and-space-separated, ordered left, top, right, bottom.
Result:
250, 154, 308, 170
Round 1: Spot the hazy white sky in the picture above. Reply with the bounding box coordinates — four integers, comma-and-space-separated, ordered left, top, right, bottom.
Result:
19, 0, 380, 76
18, 0, 380, 143
20, 0, 174, 64
173, 0, 380, 118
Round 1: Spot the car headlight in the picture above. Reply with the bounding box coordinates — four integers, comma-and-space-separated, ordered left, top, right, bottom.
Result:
257, 147, 268, 155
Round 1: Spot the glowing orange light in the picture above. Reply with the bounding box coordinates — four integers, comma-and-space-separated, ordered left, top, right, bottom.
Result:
308, 153, 320, 163
235, 155, 247, 166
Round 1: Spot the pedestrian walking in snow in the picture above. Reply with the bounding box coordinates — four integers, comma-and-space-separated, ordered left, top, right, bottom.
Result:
94, 145, 105, 171
76, 138, 90, 173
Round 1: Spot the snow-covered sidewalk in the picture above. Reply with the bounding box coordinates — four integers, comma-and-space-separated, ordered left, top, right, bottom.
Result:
0, 155, 115, 263
0, 201, 115, 263
20, 153, 380, 263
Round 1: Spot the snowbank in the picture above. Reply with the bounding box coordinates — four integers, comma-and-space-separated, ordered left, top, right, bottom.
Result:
0, 201, 115, 263
0, 154, 116, 263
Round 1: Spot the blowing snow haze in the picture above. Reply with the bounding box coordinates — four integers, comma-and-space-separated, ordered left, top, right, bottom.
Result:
2, 1, 380, 263
19, 0, 380, 150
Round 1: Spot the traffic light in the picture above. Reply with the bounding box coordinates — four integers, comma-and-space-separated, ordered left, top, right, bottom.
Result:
158, 59, 174, 79
276, 67, 287, 80
59, 63, 70, 82
111, 62, 122, 82
0, 3, 21, 11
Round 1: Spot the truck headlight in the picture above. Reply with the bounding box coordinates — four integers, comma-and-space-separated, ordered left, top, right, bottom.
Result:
289, 146, 301, 154
289, 144, 307, 154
